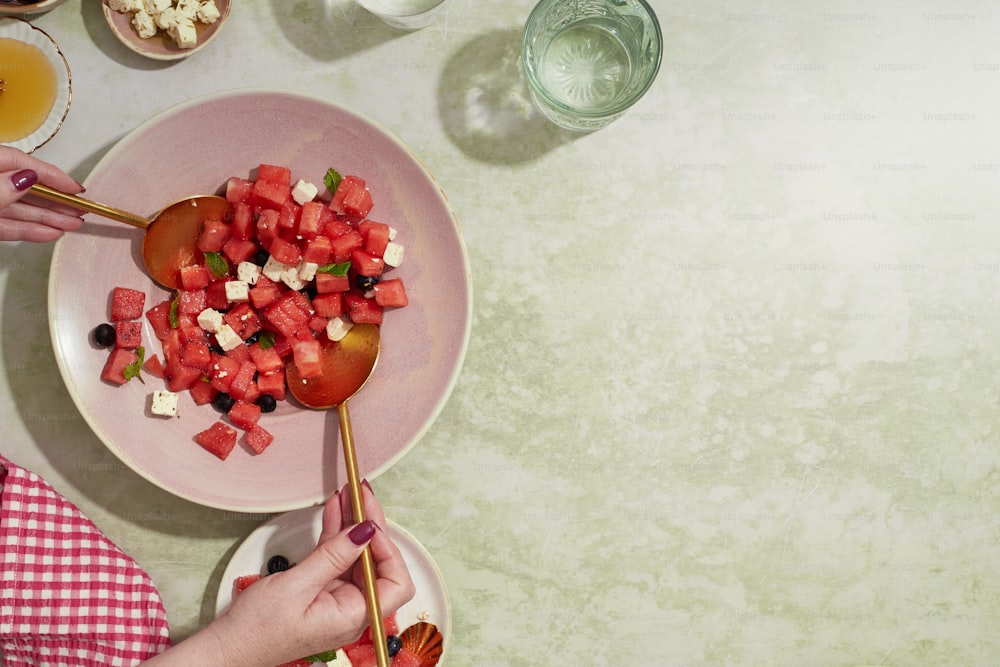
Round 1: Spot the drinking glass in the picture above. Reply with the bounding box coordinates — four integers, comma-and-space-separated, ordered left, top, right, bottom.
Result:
356, 0, 448, 29
521, 0, 662, 131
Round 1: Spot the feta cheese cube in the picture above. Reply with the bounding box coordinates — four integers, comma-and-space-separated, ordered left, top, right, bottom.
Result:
291, 179, 319, 205
107, 0, 141, 12
197, 0, 221, 23
169, 19, 198, 48
143, 0, 171, 15
225, 280, 250, 303
383, 241, 404, 268
326, 316, 354, 342
388, 226, 398, 241
197, 308, 224, 333
263, 256, 291, 282
297, 261, 318, 282
131, 9, 157, 38
154, 7, 179, 29
151, 390, 179, 417
237, 261, 262, 285
280, 266, 306, 290
175, 0, 199, 20
215, 324, 243, 351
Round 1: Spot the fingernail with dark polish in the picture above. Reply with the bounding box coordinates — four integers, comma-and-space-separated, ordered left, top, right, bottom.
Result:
11, 169, 37, 192
349, 520, 376, 545
362, 478, 373, 493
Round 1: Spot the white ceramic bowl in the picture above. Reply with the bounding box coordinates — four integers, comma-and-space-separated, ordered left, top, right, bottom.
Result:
101, 0, 231, 61
0, 16, 71, 153
0, 0, 70, 17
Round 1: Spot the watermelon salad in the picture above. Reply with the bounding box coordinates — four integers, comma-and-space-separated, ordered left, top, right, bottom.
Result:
234, 558, 443, 667
92, 164, 408, 460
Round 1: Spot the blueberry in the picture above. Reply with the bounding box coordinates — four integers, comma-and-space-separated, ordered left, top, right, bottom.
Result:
212, 392, 235, 413
251, 249, 270, 267
92, 323, 116, 347
355, 274, 379, 291
255, 394, 277, 413
245, 332, 260, 345
387, 635, 402, 658
267, 554, 291, 574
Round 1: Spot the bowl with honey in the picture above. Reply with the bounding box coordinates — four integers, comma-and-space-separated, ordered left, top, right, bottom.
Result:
0, 17, 71, 153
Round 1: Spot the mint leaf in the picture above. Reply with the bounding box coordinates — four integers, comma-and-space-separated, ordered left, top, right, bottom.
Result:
324, 168, 342, 196
317, 261, 352, 277
304, 649, 339, 662
124, 346, 145, 384
258, 331, 276, 350
204, 252, 229, 278
169, 294, 180, 329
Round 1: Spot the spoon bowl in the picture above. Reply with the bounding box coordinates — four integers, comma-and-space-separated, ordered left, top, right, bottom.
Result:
30, 183, 230, 290
285, 323, 391, 667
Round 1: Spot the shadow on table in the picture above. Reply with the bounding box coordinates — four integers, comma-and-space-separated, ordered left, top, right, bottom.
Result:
437, 29, 574, 165
271, 0, 405, 62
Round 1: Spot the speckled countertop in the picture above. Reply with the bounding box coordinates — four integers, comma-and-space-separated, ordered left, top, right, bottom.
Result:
3, 1, 1000, 665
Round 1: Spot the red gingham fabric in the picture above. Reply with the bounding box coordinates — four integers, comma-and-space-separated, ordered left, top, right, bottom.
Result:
0, 455, 171, 666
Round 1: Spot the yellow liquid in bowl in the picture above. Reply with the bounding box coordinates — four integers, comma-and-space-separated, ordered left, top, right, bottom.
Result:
0, 37, 58, 142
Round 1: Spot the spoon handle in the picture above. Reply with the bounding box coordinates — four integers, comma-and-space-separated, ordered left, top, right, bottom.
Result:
29, 184, 150, 229
338, 402, 391, 667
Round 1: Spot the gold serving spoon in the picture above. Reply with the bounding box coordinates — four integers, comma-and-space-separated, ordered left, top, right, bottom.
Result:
29, 184, 230, 291
284, 323, 391, 667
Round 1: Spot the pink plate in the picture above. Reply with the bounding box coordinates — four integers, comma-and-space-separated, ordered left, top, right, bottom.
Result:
48, 89, 471, 512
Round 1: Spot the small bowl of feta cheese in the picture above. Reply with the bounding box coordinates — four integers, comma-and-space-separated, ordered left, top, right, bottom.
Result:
102, 0, 230, 61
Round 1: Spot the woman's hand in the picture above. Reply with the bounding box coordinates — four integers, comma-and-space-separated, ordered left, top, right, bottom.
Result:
145, 482, 415, 667
1, 146, 85, 242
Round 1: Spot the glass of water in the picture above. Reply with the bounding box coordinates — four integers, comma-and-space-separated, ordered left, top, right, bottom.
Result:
521, 0, 662, 131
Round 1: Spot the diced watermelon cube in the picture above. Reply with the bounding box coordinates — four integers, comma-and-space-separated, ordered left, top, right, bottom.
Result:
245, 424, 273, 454
225, 177, 254, 204
311, 292, 343, 318
330, 175, 372, 219
166, 359, 204, 392
205, 280, 230, 311
290, 337, 323, 378
181, 341, 212, 370
256, 369, 286, 401
249, 283, 282, 310
302, 236, 332, 265
359, 220, 391, 257
248, 343, 283, 374
143, 353, 165, 379
249, 178, 290, 210
256, 163, 291, 187
179, 324, 208, 344
269, 237, 302, 266
110, 287, 145, 321
114, 321, 143, 349
194, 421, 238, 460
234, 573, 261, 594
257, 208, 280, 247
224, 342, 252, 364
228, 400, 261, 430
391, 649, 422, 667
100, 348, 138, 385
278, 200, 301, 231
228, 361, 259, 402
177, 289, 208, 315
210, 354, 242, 392
146, 300, 173, 340
197, 218, 230, 253
372, 278, 408, 308
188, 378, 217, 405
345, 294, 383, 325
315, 272, 350, 294
298, 201, 325, 239
351, 249, 384, 277
323, 217, 354, 240
180, 265, 212, 290
224, 303, 262, 340
231, 202, 254, 241
330, 230, 364, 263
223, 237, 258, 266
344, 644, 376, 667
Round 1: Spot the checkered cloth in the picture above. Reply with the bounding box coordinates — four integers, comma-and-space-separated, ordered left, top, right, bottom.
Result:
0, 454, 171, 666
